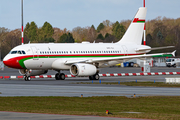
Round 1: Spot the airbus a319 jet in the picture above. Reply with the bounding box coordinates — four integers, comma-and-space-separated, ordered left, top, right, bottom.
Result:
3, 7, 175, 81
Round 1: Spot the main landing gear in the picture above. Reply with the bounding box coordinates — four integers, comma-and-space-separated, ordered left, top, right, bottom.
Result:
55, 73, 65, 80
55, 72, 99, 80
89, 74, 100, 80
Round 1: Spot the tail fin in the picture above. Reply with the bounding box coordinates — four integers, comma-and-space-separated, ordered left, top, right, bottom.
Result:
117, 7, 147, 45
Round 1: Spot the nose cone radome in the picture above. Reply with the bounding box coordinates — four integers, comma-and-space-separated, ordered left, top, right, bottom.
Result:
3, 55, 23, 69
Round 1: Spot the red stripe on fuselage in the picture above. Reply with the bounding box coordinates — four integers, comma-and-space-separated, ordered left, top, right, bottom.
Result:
3, 55, 32, 69
3, 53, 143, 69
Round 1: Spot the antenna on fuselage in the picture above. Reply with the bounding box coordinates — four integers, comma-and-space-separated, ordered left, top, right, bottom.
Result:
21, 0, 24, 45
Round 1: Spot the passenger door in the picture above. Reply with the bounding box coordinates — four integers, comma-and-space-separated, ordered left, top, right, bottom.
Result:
122, 45, 128, 56
31, 46, 39, 60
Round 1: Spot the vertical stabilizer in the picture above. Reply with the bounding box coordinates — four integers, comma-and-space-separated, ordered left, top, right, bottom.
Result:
117, 7, 147, 45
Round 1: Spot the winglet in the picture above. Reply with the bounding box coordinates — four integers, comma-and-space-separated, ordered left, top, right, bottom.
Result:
172, 50, 176, 57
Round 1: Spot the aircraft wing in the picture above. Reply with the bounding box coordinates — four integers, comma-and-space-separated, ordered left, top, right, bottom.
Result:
64, 51, 176, 65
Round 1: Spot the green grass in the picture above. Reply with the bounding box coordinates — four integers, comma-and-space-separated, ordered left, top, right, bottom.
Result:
76, 81, 180, 87
0, 96, 180, 120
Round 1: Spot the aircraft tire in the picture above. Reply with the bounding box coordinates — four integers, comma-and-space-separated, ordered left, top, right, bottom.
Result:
89, 76, 93, 80
24, 76, 27, 81
55, 73, 61, 80
55, 73, 65, 80
24, 76, 31, 81
60, 73, 65, 80
93, 74, 99, 80
27, 76, 31, 81
89, 74, 99, 80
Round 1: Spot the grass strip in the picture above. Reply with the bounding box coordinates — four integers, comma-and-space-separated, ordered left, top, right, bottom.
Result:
76, 81, 180, 87
0, 96, 180, 120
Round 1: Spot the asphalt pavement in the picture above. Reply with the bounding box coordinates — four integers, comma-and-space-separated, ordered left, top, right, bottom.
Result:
0, 66, 179, 120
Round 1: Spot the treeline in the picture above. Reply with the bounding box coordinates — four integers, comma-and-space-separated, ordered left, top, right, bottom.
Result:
0, 16, 180, 59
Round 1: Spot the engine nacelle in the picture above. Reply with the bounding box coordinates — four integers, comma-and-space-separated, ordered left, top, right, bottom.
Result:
70, 63, 97, 77
19, 69, 48, 76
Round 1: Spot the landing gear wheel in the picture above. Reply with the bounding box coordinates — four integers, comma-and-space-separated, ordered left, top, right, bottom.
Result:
93, 74, 99, 80
24, 76, 31, 81
89, 74, 99, 80
89, 76, 93, 80
55, 73, 60, 80
55, 73, 65, 80
60, 73, 65, 80
24, 76, 27, 81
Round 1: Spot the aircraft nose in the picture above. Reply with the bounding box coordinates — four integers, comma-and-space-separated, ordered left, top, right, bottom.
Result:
3, 55, 8, 62
3, 55, 23, 69
3, 55, 12, 67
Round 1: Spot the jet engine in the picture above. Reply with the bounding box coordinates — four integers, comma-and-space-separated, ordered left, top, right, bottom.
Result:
70, 63, 97, 77
19, 69, 48, 76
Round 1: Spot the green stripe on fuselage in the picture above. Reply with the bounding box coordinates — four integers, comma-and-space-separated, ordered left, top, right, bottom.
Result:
17, 54, 139, 69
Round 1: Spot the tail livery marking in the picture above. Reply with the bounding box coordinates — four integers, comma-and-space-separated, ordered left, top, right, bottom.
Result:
133, 18, 145, 23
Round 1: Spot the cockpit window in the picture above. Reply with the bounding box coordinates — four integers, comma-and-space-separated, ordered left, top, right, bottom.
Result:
10, 50, 26, 54
18, 51, 22, 54
22, 51, 26, 54
11, 51, 17, 54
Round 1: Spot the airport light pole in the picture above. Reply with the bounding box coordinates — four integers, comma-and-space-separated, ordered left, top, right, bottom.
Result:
143, 0, 146, 45
21, 0, 24, 45
0, 41, 1, 61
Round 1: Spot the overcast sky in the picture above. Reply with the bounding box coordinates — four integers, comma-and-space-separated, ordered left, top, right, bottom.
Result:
0, 0, 179, 31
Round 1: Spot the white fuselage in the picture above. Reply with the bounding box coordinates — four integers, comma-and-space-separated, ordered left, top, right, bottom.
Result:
3, 42, 150, 70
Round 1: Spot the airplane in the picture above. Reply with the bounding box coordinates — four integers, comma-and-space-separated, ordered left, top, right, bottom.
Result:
3, 7, 175, 81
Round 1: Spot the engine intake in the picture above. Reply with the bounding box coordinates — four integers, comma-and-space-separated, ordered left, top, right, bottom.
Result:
70, 63, 97, 77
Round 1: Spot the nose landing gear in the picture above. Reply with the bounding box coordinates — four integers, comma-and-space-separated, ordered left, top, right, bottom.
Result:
24, 76, 31, 81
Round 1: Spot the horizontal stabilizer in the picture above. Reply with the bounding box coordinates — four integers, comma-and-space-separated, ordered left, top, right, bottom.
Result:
135, 46, 174, 52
